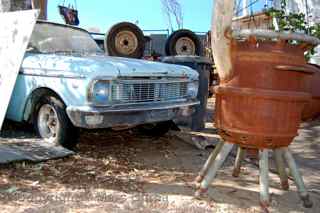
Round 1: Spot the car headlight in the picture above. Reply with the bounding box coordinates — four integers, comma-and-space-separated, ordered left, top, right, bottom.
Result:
90, 81, 110, 105
187, 81, 199, 98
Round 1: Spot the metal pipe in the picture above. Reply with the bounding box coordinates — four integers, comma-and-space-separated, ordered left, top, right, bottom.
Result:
283, 148, 313, 208
232, 146, 246, 177
195, 141, 224, 183
274, 149, 289, 190
195, 143, 234, 197
232, 29, 320, 45
259, 149, 270, 207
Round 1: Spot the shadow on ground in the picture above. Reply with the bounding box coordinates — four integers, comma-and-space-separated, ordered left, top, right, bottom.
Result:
0, 99, 319, 212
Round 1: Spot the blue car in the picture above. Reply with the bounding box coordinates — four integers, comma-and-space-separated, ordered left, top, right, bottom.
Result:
7, 21, 199, 149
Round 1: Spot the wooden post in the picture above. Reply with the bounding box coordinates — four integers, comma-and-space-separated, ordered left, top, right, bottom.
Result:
211, 0, 235, 82
31, 0, 47, 20
0, 10, 39, 129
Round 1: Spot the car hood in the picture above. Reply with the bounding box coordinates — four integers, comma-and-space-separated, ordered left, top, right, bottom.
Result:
21, 53, 198, 80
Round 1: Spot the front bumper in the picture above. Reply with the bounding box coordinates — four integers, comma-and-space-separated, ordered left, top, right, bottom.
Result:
66, 100, 199, 129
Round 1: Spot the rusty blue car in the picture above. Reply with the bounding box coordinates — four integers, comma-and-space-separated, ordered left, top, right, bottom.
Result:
6, 21, 199, 148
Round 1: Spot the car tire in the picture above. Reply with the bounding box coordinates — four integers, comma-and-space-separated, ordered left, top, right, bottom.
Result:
165, 29, 202, 56
138, 121, 177, 137
105, 22, 145, 59
34, 95, 79, 149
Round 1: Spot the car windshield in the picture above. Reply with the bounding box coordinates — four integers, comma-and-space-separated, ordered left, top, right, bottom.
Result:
27, 22, 104, 55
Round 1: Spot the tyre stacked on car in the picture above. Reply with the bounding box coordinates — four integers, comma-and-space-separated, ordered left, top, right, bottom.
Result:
104, 22, 204, 58
105, 22, 146, 59
162, 30, 214, 131
103, 24, 209, 135
165, 29, 203, 56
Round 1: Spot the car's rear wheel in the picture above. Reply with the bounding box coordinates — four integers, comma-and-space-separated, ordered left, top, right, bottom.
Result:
35, 95, 79, 149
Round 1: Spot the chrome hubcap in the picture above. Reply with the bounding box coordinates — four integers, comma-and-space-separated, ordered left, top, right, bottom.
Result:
37, 104, 59, 143
115, 30, 138, 55
175, 37, 196, 55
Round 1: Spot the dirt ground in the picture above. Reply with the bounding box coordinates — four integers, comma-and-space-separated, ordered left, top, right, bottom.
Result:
0, 98, 319, 213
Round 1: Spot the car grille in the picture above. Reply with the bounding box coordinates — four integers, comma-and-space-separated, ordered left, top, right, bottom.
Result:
111, 79, 188, 103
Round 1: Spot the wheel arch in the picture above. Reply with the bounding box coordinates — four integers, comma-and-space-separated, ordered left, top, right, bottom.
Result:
23, 87, 66, 123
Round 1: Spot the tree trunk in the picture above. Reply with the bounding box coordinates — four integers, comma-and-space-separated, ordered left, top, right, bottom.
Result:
31, 0, 47, 20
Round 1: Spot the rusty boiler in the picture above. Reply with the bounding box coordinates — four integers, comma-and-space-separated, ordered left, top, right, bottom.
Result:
215, 37, 319, 149
196, 0, 320, 208
197, 30, 320, 208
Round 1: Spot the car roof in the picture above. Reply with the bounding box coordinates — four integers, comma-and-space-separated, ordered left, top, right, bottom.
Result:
36, 20, 90, 34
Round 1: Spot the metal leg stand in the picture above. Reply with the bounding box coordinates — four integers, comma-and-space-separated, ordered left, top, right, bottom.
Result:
283, 148, 313, 208
195, 141, 224, 183
259, 149, 270, 208
274, 149, 289, 190
232, 146, 246, 177
195, 143, 234, 198
195, 144, 313, 209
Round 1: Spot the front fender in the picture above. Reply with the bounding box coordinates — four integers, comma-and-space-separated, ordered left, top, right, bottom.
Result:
6, 73, 90, 122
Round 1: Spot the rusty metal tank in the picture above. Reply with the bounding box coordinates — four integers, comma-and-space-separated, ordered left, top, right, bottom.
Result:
226, 39, 316, 92
215, 85, 310, 149
214, 31, 320, 149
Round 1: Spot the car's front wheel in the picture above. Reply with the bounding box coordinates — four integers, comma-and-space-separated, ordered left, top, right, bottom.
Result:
35, 95, 79, 149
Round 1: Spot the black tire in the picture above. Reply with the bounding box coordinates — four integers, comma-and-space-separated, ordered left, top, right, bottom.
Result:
138, 121, 177, 137
105, 22, 145, 58
34, 95, 79, 149
165, 29, 202, 56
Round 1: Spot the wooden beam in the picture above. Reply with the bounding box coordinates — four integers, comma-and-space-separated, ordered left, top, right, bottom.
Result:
211, 0, 235, 82
0, 10, 39, 129
31, 0, 47, 20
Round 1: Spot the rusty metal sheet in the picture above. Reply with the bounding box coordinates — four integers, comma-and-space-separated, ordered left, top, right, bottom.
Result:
0, 10, 39, 129
0, 141, 75, 164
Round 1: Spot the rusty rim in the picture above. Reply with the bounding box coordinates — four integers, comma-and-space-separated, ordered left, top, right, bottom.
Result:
37, 104, 59, 143
175, 37, 196, 55
114, 30, 138, 55
231, 29, 320, 46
